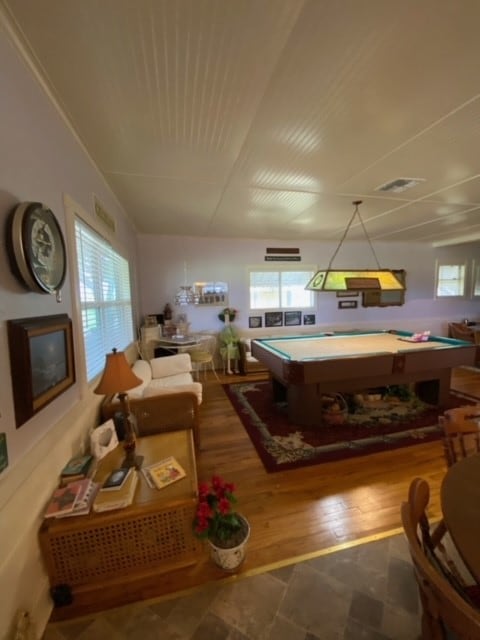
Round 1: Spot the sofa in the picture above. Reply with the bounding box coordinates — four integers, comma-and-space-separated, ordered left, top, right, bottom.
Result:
101, 353, 203, 448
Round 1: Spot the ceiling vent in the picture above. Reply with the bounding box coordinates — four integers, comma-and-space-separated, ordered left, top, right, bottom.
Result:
375, 177, 425, 193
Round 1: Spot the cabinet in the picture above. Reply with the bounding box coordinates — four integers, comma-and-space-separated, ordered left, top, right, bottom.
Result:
39, 431, 200, 613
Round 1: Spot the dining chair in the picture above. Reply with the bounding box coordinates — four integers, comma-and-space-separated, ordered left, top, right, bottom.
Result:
439, 405, 480, 467
401, 477, 480, 639
188, 334, 220, 382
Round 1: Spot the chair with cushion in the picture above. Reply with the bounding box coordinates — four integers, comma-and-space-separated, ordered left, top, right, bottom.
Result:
439, 405, 480, 467
401, 477, 480, 639
188, 334, 220, 381
101, 354, 202, 448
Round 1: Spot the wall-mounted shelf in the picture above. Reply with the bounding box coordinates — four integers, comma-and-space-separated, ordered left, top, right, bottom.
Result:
193, 281, 228, 306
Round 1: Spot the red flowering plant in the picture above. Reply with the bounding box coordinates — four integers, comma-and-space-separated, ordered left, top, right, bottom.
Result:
193, 475, 246, 547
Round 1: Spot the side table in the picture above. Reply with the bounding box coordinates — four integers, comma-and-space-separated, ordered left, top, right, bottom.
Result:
39, 430, 200, 614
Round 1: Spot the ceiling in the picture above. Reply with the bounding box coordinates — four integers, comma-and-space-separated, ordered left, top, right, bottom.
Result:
3, 0, 480, 245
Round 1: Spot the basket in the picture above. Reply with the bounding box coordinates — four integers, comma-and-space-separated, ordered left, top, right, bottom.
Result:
321, 393, 348, 425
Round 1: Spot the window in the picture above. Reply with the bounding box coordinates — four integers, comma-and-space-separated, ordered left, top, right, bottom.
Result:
472, 262, 480, 298
249, 268, 315, 309
435, 263, 466, 298
75, 218, 134, 381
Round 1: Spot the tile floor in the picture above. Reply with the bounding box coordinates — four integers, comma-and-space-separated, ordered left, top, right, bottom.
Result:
42, 531, 422, 639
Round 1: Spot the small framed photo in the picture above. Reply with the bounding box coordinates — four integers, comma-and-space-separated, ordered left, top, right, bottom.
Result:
265, 311, 283, 328
338, 300, 358, 309
284, 310, 301, 326
303, 314, 315, 325
336, 291, 359, 298
249, 316, 262, 329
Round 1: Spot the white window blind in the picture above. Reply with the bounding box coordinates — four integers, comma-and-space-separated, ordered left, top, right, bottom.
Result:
75, 218, 134, 381
436, 264, 466, 297
249, 269, 314, 309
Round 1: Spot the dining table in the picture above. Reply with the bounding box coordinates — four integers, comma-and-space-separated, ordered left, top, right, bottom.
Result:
440, 452, 480, 583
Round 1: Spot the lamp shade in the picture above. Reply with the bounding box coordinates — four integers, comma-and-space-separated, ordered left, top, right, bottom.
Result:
305, 269, 405, 292
94, 349, 142, 395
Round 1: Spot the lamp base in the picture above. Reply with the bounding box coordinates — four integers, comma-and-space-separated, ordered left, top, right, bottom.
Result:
121, 453, 144, 470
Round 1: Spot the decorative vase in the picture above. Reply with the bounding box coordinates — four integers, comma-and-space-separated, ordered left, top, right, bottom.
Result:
207, 515, 250, 571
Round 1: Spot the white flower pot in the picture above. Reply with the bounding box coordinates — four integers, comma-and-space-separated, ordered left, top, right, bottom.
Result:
207, 515, 250, 571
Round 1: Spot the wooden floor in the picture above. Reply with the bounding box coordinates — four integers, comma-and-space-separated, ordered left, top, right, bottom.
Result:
50, 366, 480, 621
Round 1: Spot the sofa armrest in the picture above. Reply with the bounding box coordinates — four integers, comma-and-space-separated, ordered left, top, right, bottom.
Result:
101, 391, 201, 450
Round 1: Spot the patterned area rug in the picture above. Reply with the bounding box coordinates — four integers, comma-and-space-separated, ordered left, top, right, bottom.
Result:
223, 380, 474, 472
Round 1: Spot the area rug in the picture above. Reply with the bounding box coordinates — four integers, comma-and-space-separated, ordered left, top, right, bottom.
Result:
223, 380, 476, 472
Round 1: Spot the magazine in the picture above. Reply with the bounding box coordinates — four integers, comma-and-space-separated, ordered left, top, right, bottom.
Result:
44, 484, 82, 519
142, 456, 186, 490
56, 478, 100, 517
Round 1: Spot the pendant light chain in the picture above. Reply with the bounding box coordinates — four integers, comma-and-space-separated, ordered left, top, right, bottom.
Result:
326, 200, 381, 270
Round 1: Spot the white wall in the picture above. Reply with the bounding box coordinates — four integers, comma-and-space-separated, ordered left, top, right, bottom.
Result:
0, 16, 138, 640
136, 234, 480, 337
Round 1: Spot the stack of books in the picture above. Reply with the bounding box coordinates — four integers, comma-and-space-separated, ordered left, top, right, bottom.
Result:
44, 478, 100, 519
93, 469, 139, 513
59, 454, 96, 486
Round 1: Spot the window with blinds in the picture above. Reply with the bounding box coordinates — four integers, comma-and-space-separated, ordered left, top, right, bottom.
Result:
249, 268, 315, 309
435, 263, 466, 298
75, 218, 134, 381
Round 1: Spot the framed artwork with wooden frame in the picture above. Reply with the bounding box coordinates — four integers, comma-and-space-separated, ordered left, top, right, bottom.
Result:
361, 269, 406, 307
7, 314, 75, 428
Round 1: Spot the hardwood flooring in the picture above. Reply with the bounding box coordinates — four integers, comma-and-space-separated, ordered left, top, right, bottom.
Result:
50, 366, 480, 622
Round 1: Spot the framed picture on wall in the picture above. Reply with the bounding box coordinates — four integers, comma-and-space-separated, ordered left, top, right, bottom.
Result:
303, 314, 316, 325
338, 300, 358, 309
249, 316, 262, 329
265, 311, 283, 328
7, 314, 75, 428
284, 310, 301, 326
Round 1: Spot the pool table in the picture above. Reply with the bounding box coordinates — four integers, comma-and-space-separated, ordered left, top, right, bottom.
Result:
250, 330, 476, 426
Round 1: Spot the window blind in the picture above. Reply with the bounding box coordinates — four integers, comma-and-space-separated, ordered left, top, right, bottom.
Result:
75, 218, 134, 381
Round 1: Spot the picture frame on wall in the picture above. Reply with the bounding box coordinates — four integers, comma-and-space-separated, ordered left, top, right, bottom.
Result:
249, 316, 262, 329
284, 310, 301, 326
303, 314, 316, 325
338, 300, 358, 309
265, 311, 283, 328
7, 314, 75, 428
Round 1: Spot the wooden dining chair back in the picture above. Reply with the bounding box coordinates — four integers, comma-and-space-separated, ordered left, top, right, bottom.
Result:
439, 405, 480, 467
401, 477, 480, 639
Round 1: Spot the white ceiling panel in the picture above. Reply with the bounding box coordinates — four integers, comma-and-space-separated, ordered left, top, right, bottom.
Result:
3, 0, 480, 244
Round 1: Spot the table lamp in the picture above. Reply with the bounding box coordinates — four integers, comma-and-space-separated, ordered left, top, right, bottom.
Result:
94, 348, 144, 468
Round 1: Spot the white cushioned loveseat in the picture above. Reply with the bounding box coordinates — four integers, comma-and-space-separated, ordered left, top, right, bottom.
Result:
101, 353, 203, 448
129, 354, 202, 403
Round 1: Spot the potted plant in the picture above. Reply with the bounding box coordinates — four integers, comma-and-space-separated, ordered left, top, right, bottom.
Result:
193, 475, 250, 571
218, 307, 237, 323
